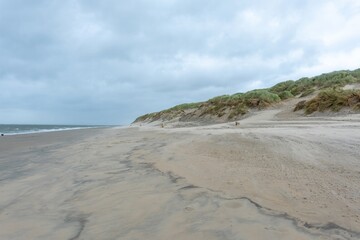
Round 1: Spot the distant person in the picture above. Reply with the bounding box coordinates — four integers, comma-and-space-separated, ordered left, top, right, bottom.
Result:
1, 134, 4, 136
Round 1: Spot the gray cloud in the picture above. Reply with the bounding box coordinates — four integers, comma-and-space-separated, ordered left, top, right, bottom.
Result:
1, 0, 360, 124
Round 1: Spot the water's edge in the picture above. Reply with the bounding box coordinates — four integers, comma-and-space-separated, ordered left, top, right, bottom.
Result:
0, 124, 115, 136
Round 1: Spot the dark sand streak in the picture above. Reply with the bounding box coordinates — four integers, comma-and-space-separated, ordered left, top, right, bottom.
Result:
131, 147, 360, 239
66, 214, 90, 240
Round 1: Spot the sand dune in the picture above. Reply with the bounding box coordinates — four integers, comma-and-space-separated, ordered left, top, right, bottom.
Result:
1, 111, 360, 239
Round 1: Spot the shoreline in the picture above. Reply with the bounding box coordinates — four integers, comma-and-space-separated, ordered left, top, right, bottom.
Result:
0, 125, 116, 137
0, 115, 359, 239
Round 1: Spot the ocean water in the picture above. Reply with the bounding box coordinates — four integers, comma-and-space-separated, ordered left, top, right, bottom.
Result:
0, 124, 102, 135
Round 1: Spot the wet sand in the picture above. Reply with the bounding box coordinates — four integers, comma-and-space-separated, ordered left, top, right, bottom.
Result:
0, 114, 360, 239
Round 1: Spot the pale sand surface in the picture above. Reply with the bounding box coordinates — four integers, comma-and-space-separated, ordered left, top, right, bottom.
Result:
0, 113, 360, 239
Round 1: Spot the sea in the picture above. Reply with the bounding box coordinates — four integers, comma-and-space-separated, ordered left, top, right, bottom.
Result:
0, 124, 105, 136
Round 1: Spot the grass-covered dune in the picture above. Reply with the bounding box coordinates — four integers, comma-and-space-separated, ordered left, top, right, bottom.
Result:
134, 69, 360, 123
294, 89, 360, 114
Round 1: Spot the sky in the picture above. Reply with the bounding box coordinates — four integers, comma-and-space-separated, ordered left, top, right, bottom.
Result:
1, 0, 360, 125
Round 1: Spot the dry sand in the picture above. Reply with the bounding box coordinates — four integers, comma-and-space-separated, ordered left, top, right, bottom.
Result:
1, 111, 360, 239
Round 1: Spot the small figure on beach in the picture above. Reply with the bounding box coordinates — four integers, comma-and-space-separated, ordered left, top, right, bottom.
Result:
1, 134, 4, 136
161, 123, 164, 128
235, 122, 239, 126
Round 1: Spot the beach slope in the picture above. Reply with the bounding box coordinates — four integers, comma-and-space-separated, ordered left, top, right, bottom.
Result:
0, 115, 359, 239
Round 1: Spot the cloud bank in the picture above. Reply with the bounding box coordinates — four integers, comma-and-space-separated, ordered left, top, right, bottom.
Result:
1, 0, 360, 124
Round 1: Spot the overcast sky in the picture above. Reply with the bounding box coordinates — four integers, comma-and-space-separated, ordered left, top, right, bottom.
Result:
1, 0, 360, 124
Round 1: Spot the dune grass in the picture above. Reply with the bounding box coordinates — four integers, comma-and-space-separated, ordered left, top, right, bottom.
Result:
135, 68, 360, 122
201, 89, 282, 119
270, 70, 360, 97
294, 89, 360, 114
167, 102, 202, 111
134, 102, 203, 122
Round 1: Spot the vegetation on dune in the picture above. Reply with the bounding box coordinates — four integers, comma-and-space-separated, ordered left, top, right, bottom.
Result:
294, 89, 360, 114
278, 90, 294, 100
134, 102, 203, 122
200, 94, 247, 119
134, 112, 157, 122
269, 80, 296, 95
299, 88, 315, 97
200, 89, 282, 119
134, 68, 360, 123
243, 89, 281, 104
269, 69, 360, 97
167, 102, 202, 111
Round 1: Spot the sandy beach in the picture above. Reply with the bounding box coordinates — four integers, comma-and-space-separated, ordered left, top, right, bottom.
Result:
1, 111, 360, 239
